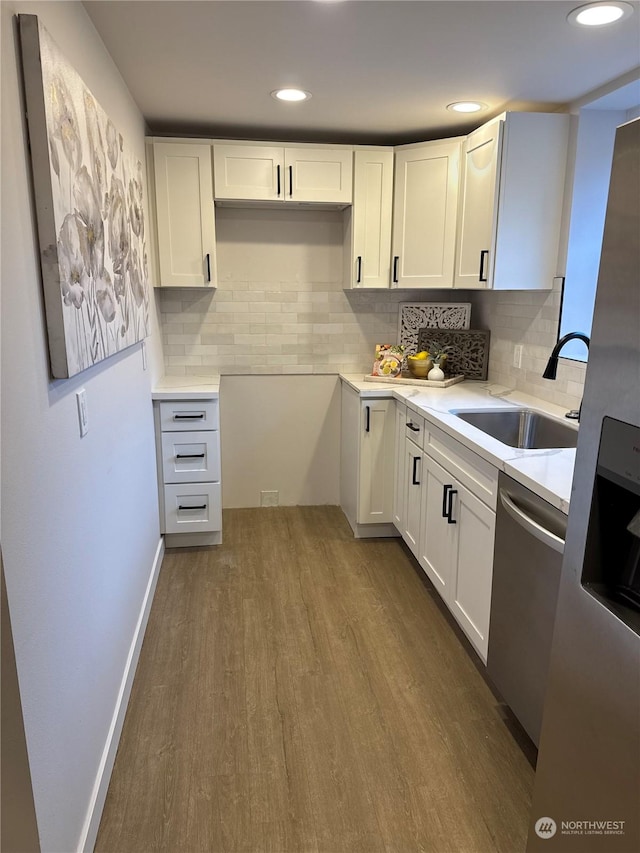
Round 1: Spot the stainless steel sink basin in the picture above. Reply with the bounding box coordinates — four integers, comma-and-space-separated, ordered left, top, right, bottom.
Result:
452, 408, 578, 449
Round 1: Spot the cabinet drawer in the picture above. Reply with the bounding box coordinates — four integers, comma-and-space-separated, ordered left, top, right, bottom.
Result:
161, 431, 220, 484
405, 412, 425, 447
424, 422, 498, 510
159, 399, 218, 431
163, 482, 222, 534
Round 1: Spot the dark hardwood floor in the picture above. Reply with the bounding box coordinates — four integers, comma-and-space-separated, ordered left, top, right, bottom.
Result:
96, 506, 534, 853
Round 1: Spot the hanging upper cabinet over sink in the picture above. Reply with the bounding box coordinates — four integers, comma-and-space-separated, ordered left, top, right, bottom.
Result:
213, 143, 353, 205
454, 112, 570, 291
390, 138, 462, 289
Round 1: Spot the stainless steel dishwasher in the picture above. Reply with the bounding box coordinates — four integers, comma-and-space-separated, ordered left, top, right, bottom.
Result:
487, 472, 568, 747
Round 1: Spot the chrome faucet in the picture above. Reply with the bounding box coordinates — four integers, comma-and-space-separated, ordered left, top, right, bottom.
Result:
542, 332, 590, 420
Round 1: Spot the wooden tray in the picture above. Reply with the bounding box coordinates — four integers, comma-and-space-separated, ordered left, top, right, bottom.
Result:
363, 373, 465, 388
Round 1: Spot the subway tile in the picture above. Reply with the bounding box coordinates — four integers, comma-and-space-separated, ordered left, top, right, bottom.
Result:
167, 355, 202, 366
234, 334, 267, 346
216, 301, 248, 313
249, 302, 281, 313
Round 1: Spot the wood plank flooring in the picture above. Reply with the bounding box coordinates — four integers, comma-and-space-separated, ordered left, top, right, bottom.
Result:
96, 507, 535, 853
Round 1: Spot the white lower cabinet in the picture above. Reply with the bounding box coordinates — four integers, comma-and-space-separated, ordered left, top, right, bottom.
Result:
449, 482, 495, 661
340, 383, 398, 538
153, 396, 222, 547
402, 437, 423, 553
392, 402, 407, 531
396, 412, 497, 663
418, 454, 496, 661
418, 454, 456, 598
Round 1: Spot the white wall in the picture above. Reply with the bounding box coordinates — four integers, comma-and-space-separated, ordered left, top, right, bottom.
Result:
1, 3, 164, 850
220, 374, 341, 507
559, 108, 626, 359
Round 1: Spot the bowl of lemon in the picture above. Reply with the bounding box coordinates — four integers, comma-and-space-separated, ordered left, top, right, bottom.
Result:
406, 351, 433, 378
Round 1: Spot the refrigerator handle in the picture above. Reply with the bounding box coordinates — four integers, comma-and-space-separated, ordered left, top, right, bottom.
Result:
499, 489, 565, 555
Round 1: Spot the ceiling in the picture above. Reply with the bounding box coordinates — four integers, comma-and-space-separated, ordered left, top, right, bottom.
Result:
83, 0, 640, 144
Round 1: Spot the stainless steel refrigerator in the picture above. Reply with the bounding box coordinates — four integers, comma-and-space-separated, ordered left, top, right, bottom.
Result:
528, 118, 640, 851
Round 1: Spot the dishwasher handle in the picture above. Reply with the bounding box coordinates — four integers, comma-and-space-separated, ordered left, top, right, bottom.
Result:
499, 489, 565, 555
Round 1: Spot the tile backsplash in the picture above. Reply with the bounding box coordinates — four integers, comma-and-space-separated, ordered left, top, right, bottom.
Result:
159, 206, 586, 410
466, 279, 586, 412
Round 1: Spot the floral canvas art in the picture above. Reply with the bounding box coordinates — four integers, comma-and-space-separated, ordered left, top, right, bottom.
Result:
19, 15, 149, 378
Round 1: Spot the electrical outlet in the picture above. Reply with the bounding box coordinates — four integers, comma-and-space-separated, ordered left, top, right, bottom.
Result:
260, 490, 279, 507
76, 389, 89, 437
513, 344, 524, 369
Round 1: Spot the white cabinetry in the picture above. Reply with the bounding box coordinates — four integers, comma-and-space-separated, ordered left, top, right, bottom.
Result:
391, 138, 462, 288
454, 112, 570, 290
400, 411, 426, 550
213, 143, 353, 205
151, 142, 217, 288
392, 401, 407, 531
154, 397, 222, 547
340, 383, 398, 538
417, 451, 496, 661
395, 405, 498, 662
345, 149, 394, 288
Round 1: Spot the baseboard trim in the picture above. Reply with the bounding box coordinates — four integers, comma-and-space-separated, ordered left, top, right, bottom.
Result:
344, 515, 401, 540
78, 537, 165, 853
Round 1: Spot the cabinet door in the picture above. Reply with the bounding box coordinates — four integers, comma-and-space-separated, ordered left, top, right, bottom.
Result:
454, 117, 503, 289
153, 143, 216, 287
418, 455, 456, 598
392, 402, 407, 531
349, 149, 394, 288
402, 439, 423, 554
358, 399, 395, 524
285, 148, 353, 204
213, 144, 284, 201
391, 139, 461, 288
449, 481, 496, 662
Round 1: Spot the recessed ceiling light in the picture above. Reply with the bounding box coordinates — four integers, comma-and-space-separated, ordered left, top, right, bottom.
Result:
271, 88, 312, 102
446, 101, 487, 114
567, 1, 634, 26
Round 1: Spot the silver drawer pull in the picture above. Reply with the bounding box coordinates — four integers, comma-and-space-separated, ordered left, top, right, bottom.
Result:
178, 504, 207, 511
175, 453, 206, 459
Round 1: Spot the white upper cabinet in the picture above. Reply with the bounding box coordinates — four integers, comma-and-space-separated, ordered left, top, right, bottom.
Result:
152, 142, 217, 288
391, 138, 462, 289
213, 145, 283, 202
213, 143, 353, 205
454, 117, 502, 289
454, 112, 570, 291
346, 149, 394, 289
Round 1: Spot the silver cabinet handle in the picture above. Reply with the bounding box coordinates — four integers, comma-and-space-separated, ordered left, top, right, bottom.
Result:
499, 489, 565, 555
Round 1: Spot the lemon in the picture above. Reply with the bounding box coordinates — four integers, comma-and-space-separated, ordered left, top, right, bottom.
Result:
414, 351, 429, 360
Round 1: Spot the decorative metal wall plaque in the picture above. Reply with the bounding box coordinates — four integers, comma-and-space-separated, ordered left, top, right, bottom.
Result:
417, 328, 491, 380
399, 303, 471, 357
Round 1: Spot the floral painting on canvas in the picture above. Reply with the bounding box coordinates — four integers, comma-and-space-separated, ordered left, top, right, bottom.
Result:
19, 14, 149, 379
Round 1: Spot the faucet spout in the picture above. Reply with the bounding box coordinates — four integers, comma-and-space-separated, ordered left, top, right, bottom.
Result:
542, 332, 590, 419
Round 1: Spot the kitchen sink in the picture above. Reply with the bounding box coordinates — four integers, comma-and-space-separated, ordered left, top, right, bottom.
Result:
452, 408, 578, 449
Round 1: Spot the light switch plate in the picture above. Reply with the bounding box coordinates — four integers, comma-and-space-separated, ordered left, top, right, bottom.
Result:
76, 389, 89, 437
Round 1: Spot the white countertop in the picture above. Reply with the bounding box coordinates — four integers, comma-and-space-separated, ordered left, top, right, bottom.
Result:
152, 375, 220, 400
340, 374, 577, 514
